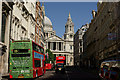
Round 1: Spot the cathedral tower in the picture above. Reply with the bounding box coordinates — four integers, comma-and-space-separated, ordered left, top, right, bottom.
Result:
64, 13, 74, 41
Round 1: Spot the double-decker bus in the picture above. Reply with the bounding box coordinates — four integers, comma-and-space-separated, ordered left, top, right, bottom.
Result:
9, 40, 46, 78
56, 56, 66, 65
55, 56, 66, 73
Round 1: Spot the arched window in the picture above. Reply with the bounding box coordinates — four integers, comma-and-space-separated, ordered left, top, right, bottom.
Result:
70, 35, 72, 38
70, 26, 71, 31
65, 25, 68, 33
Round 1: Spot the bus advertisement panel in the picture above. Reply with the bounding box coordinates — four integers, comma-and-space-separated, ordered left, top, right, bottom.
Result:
9, 40, 45, 78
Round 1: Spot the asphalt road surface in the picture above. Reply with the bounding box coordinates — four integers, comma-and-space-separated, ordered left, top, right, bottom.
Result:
35, 67, 101, 80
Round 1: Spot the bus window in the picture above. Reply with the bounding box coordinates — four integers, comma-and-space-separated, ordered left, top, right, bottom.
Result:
13, 49, 29, 53
33, 43, 41, 53
34, 60, 41, 67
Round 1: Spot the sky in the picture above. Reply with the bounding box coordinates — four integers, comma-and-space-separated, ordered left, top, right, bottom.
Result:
44, 2, 97, 37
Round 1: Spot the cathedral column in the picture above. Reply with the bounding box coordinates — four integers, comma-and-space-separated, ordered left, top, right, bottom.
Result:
62, 42, 63, 51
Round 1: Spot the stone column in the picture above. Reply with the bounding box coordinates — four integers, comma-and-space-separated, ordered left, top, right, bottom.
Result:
61, 42, 63, 51
56, 42, 58, 50
55, 42, 57, 50
51, 42, 53, 50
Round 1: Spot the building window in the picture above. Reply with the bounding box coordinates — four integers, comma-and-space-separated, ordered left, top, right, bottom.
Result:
41, 34, 43, 41
22, 31, 24, 34
70, 35, 72, 38
59, 42, 61, 51
39, 30, 40, 36
65, 25, 68, 33
1, 13, 7, 42
36, 27, 38, 34
64, 35, 66, 39
37, 18, 39, 24
39, 39, 40, 44
80, 41, 82, 46
80, 48, 82, 52
51, 33, 53, 36
70, 26, 71, 31
46, 33, 48, 37
41, 42, 44, 47
70, 45, 72, 50
41, 27, 44, 33
64, 46, 65, 50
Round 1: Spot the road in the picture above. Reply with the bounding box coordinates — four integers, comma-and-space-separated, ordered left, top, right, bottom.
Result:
35, 67, 101, 80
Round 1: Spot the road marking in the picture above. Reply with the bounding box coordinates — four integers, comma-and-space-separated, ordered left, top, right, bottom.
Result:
66, 71, 70, 80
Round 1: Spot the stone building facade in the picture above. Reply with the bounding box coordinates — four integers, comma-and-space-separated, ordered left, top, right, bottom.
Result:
74, 24, 89, 66
82, 2, 120, 69
0, 1, 14, 79
11, 2, 36, 41
35, 2, 44, 47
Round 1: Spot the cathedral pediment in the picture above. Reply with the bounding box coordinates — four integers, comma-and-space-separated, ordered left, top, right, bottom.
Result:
45, 35, 64, 42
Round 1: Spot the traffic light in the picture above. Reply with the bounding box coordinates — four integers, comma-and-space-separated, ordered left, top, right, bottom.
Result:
1, 45, 7, 55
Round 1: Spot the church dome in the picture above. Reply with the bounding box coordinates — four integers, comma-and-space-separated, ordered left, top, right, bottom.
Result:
43, 16, 52, 26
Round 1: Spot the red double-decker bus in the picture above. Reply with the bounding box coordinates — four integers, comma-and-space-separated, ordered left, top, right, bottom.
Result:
56, 56, 66, 64
55, 56, 66, 73
10, 40, 46, 78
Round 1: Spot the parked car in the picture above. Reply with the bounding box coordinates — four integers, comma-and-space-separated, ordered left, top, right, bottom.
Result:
99, 60, 120, 80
